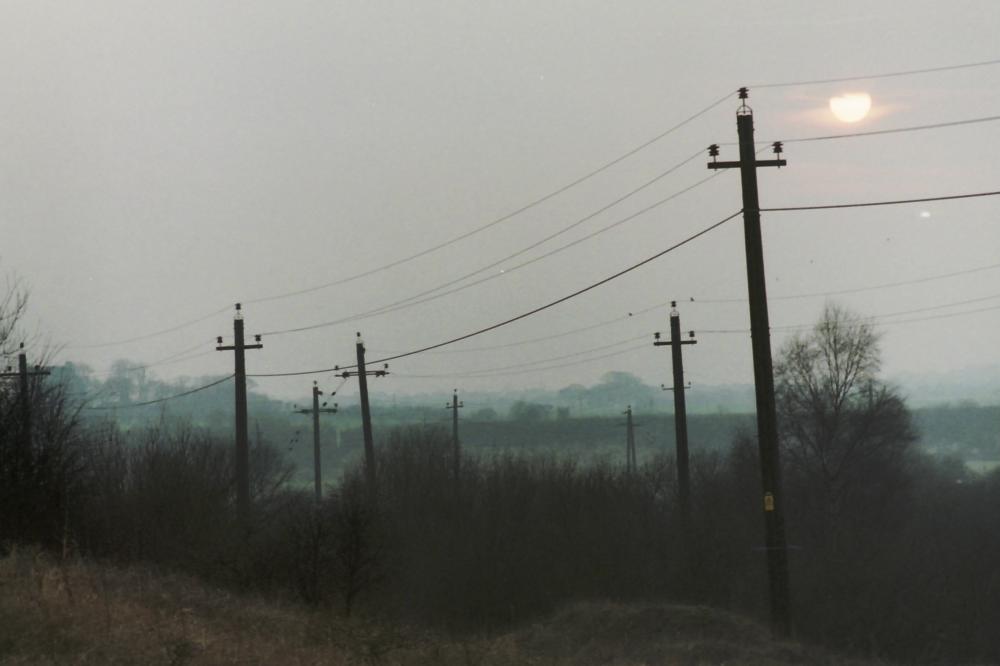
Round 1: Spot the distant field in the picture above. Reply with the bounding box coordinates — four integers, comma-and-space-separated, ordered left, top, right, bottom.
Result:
965, 459, 1000, 475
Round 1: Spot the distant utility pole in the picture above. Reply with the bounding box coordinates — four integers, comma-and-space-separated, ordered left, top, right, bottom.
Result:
0, 343, 50, 455
445, 389, 463, 484
619, 405, 640, 474
654, 302, 697, 530
708, 87, 791, 638
216, 303, 263, 527
294, 381, 338, 503
335, 332, 388, 495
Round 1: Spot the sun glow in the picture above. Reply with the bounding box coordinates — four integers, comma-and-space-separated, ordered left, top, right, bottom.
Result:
829, 93, 872, 123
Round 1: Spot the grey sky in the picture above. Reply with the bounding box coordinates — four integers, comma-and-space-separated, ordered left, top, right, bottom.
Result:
3, 1, 999, 403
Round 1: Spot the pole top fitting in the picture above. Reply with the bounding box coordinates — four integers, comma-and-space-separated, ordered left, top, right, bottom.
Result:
19, 342, 24, 350
737, 87, 752, 115
708, 144, 719, 161
234, 303, 243, 320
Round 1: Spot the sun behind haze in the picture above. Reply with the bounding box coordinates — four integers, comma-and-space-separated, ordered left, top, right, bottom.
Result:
828, 92, 873, 122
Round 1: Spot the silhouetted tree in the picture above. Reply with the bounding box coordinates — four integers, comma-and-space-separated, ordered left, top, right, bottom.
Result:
775, 304, 916, 543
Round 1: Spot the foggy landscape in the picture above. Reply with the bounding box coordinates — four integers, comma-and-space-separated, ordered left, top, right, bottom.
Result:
2, 2, 999, 664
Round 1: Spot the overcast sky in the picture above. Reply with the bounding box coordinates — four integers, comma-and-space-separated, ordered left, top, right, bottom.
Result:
3, 1, 1000, 404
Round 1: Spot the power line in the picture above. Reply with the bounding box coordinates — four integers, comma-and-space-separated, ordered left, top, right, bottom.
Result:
701, 294, 1000, 335
68, 306, 231, 350
351, 149, 708, 317
245, 93, 735, 307
782, 114, 1000, 144
719, 112, 1000, 148
426, 334, 648, 378
395, 342, 649, 379
371, 259, 1000, 357
94, 342, 214, 375
752, 56, 1000, 88
84, 374, 235, 410
248, 210, 742, 378
311, 211, 740, 368
693, 260, 1000, 304
56, 57, 1000, 351
762, 189, 1000, 212
261, 173, 724, 337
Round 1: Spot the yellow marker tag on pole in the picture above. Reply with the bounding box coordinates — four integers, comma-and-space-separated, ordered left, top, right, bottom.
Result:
764, 492, 775, 512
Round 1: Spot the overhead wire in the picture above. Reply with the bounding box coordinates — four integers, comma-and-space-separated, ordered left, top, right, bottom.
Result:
84, 374, 235, 410
68, 306, 231, 350
692, 260, 1000, 305
783, 114, 1000, 144
351, 149, 708, 317
247, 210, 743, 377
261, 172, 725, 337
395, 343, 650, 380
761, 189, 1000, 212
420, 334, 649, 378
59, 55, 1000, 352
370, 257, 1000, 357
751, 56, 1000, 88
245, 92, 736, 307
700, 293, 1000, 335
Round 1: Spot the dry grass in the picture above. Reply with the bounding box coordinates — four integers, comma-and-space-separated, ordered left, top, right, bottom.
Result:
0, 548, 884, 665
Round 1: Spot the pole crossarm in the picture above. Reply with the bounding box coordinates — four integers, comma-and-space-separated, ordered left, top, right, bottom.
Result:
0, 344, 51, 379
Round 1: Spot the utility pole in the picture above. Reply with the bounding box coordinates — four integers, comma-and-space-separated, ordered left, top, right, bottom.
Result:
335, 332, 388, 495
708, 87, 791, 637
653, 302, 697, 530
294, 381, 338, 503
618, 405, 640, 474
444, 389, 463, 484
216, 303, 263, 527
1, 343, 50, 456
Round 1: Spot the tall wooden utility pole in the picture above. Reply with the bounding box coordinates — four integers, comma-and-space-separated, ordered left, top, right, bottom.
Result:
1, 343, 50, 458
619, 405, 639, 474
708, 87, 791, 637
294, 381, 338, 502
654, 302, 697, 530
445, 389, 463, 484
216, 303, 263, 527
1, 344, 49, 540
335, 333, 388, 495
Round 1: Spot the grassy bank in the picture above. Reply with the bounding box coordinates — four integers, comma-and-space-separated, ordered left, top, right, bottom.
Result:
0, 547, 882, 666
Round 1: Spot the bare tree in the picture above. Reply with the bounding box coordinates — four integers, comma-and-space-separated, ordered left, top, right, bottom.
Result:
0, 274, 28, 355
775, 304, 915, 536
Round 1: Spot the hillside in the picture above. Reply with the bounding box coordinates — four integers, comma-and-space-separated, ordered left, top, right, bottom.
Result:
0, 548, 880, 666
